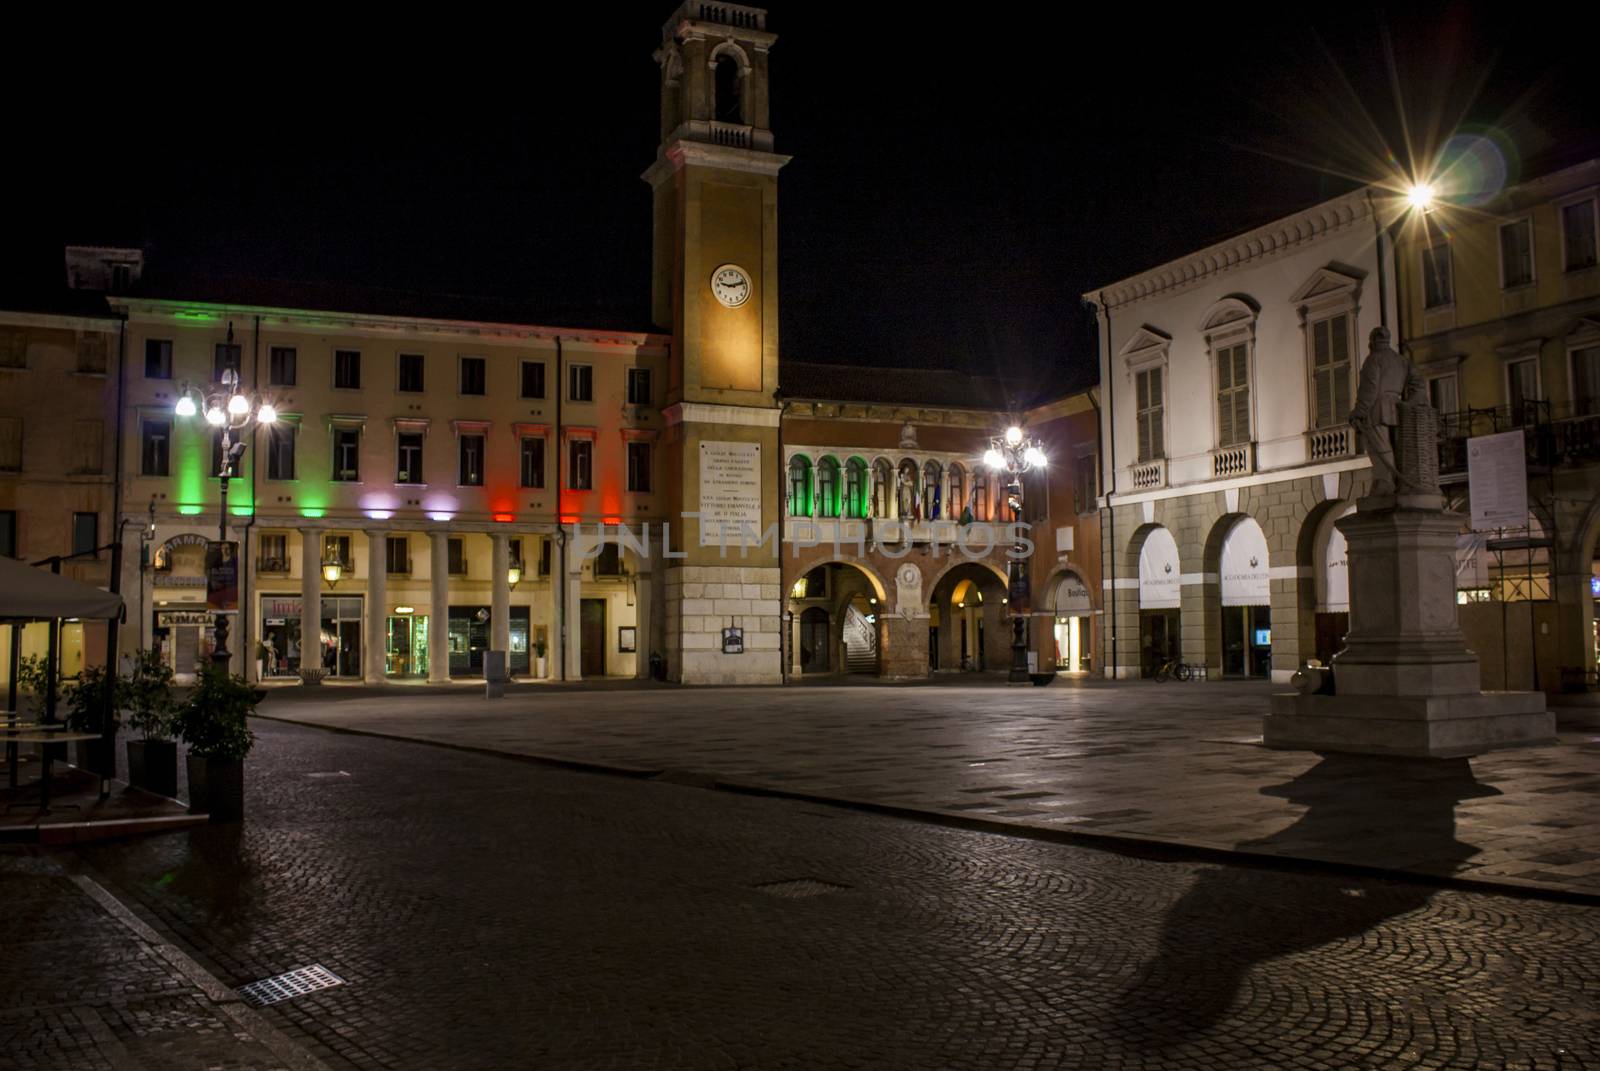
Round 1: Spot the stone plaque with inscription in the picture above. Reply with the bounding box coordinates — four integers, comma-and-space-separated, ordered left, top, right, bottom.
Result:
698, 441, 763, 546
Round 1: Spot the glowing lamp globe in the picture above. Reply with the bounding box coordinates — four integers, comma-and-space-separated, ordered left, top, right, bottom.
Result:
1004, 425, 1023, 446
983, 448, 1005, 471
174, 395, 197, 418
257, 403, 277, 424
227, 393, 249, 416
1406, 183, 1435, 212
204, 406, 225, 426
1024, 446, 1047, 468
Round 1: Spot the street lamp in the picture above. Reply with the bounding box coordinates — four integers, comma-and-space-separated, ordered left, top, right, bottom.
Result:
984, 424, 1047, 684
172, 340, 277, 671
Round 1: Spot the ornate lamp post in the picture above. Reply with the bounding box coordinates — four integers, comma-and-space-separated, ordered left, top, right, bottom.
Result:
173, 353, 277, 670
984, 425, 1047, 684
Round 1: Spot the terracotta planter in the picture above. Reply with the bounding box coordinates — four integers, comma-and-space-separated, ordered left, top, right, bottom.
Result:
186, 754, 245, 822
127, 739, 178, 798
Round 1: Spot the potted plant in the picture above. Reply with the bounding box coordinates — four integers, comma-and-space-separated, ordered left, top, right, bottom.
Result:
534, 638, 547, 678
299, 665, 325, 686
124, 648, 179, 797
62, 664, 121, 778
174, 665, 258, 822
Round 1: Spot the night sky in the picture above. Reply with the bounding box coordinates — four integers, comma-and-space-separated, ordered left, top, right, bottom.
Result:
6, 3, 1595, 402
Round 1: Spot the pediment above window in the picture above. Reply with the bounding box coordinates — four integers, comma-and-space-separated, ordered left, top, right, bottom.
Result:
1118, 325, 1171, 372
1199, 295, 1259, 333
1567, 317, 1600, 346
1290, 265, 1364, 316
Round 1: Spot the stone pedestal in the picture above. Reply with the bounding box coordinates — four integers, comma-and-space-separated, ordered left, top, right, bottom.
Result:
1264, 498, 1553, 757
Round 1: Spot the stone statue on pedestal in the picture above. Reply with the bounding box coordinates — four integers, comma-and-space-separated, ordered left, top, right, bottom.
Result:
1349, 326, 1430, 497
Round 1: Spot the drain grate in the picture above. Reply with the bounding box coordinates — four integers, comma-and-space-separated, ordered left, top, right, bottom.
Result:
754, 879, 850, 899
238, 964, 346, 1007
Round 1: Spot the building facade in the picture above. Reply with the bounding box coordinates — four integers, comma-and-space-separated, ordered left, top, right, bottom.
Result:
1089, 189, 1396, 682
1400, 158, 1600, 691
778, 364, 1102, 681
0, 257, 125, 687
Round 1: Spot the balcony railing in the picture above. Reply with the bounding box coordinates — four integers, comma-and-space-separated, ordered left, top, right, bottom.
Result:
1131, 459, 1166, 490
1212, 443, 1254, 478
256, 557, 288, 574
1306, 424, 1354, 462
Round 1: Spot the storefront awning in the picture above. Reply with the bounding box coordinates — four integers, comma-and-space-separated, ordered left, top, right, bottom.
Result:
0, 556, 123, 622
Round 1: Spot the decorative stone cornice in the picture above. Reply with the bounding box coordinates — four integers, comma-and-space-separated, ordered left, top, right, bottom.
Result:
663, 402, 780, 427
1085, 190, 1374, 311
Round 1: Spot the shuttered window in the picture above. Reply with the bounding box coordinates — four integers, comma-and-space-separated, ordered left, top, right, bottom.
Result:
1574, 346, 1600, 417
1135, 367, 1164, 462
1500, 219, 1534, 288
1311, 314, 1352, 429
1215, 343, 1250, 447
0, 417, 20, 471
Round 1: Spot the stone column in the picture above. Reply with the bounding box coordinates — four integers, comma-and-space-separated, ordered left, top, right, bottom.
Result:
428, 531, 450, 683
364, 530, 387, 684
564, 555, 583, 680
490, 533, 511, 675
634, 569, 653, 680
299, 529, 321, 679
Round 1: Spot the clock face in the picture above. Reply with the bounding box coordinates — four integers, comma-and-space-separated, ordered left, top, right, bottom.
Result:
711, 264, 752, 308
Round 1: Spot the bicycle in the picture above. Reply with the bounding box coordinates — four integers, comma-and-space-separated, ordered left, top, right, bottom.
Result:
1153, 658, 1195, 682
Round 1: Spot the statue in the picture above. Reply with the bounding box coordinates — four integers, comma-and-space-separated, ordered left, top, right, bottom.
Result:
1349, 325, 1429, 497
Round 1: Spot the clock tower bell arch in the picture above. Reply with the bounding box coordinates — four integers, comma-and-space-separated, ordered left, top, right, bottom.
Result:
644, 2, 787, 684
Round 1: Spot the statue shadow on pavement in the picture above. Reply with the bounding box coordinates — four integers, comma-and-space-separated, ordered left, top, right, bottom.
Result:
1106, 754, 1499, 1050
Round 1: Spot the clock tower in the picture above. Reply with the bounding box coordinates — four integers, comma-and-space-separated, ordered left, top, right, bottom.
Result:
644, 2, 787, 684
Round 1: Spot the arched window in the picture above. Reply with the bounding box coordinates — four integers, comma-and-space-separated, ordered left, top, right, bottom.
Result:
845, 457, 869, 519
714, 55, 743, 124
922, 460, 943, 520
973, 471, 991, 521
871, 459, 893, 518
896, 459, 920, 520
787, 455, 812, 517
947, 463, 967, 521
817, 456, 841, 518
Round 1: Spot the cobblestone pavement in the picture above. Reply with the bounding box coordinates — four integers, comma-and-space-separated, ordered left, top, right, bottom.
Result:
0, 848, 324, 1070
253, 678, 1600, 898
32, 719, 1599, 1070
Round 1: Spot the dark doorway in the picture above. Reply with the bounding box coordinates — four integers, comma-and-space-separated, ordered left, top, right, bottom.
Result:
1140, 609, 1180, 678
1221, 605, 1272, 678
581, 599, 606, 677
800, 606, 830, 673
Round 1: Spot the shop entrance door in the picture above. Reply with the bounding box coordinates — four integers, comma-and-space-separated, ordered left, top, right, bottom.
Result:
386, 616, 428, 678
1140, 610, 1180, 678
580, 599, 606, 677
800, 607, 829, 673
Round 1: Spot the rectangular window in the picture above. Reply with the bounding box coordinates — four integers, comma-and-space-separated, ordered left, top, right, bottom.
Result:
568, 439, 593, 490
258, 533, 287, 571
323, 534, 352, 568
569, 364, 592, 402
1310, 313, 1353, 429
626, 367, 651, 405
520, 437, 545, 489
0, 510, 14, 558
448, 537, 466, 576
509, 538, 523, 569
458, 434, 484, 486
0, 417, 18, 471
460, 356, 486, 396
1422, 241, 1454, 309
1508, 356, 1541, 425
213, 342, 241, 381
1215, 343, 1250, 447
397, 432, 424, 483
626, 441, 652, 492
72, 511, 97, 557
334, 349, 361, 390
71, 420, 104, 474
141, 418, 171, 476
386, 536, 410, 575
267, 422, 296, 480
1428, 374, 1460, 434
1564, 201, 1598, 272
332, 428, 360, 481
1500, 219, 1534, 289
398, 353, 425, 392
269, 346, 297, 386
595, 543, 621, 577
1073, 453, 1098, 515
520, 360, 545, 399
538, 537, 551, 576
144, 339, 172, 379
1574, 346, 1600, 417
1135, 366, 1164, 462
